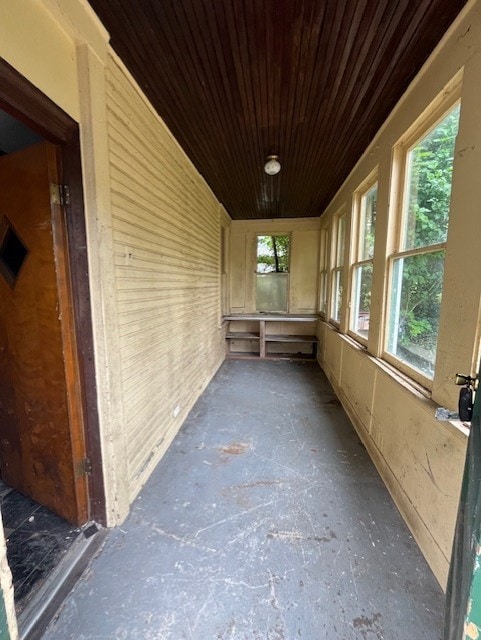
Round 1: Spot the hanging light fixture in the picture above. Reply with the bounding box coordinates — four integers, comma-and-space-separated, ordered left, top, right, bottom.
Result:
264, 154, 281, 176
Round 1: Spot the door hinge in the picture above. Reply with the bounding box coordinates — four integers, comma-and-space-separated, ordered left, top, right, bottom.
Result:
50, 183, 70, 207
76, 457, 93, 477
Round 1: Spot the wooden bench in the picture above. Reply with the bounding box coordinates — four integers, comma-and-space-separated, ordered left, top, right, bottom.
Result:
224, 313, 318, 359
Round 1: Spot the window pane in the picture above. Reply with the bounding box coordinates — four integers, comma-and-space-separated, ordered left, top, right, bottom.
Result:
387, 251, 445, 378
351, 263, 373, 339
256, 273, 288, 311
402, 104, 460, 250
257, 235, 289, 273
332, 269, 343, 323
360, 184, 377, 260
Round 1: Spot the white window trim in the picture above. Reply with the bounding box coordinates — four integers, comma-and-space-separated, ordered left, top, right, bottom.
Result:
348, 173, 378, 346
318, 226, 329, 317
255, 233, 291, 313
329, 211, 346, 327
382, 84, 462, 389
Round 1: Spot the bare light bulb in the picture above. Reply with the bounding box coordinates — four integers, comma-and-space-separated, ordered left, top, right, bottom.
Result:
264, 155, 281, 175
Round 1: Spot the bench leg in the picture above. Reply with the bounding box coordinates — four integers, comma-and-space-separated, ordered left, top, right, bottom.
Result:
259, 321, 266, 358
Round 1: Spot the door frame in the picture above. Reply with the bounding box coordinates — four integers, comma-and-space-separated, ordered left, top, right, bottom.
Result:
0, 58, 106, 525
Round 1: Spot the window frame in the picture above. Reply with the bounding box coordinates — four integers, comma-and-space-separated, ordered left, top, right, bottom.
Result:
348, 174, 378, 345
220, 224, 230, 317
255, 233, 291, 312
318, 225, 330, 317
383, 92, 461, 387
329, 212, 346, 326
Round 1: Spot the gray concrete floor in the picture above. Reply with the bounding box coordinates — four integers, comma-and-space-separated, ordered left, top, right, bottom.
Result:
42, 360, 444, 640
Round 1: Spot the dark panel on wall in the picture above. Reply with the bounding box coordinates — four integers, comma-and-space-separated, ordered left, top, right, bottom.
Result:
88, 0, 468, 219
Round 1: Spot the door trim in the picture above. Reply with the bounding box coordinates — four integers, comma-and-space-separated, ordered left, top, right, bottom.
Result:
0, 57, 106, 525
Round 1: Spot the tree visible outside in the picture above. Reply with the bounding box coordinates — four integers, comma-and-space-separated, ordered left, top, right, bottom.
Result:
403, 105, 460, 251
256, 235, 290, 311
388, 103, 460, 376
256, 235, 289, 273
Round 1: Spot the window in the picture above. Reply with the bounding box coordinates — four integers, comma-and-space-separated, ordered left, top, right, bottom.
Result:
350, 180, 377, 341
319, 227, 329, 316
386, 102, 460, 380
330, 214, 345, 324
256, 235, 290, 311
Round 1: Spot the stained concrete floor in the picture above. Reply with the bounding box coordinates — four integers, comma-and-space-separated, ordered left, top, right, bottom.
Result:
42, 360, 444, 640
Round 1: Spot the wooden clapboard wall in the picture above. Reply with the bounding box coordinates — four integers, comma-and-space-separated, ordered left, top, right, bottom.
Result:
105, 53, 226, 499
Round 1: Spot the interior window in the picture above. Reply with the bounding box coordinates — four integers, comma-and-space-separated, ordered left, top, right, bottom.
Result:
256, 235, 290, 312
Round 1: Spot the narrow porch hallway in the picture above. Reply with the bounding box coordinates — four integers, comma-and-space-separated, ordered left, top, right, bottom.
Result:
42, 360, 444, 640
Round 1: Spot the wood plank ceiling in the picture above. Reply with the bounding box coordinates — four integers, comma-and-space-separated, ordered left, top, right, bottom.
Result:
89, 0, 468, 220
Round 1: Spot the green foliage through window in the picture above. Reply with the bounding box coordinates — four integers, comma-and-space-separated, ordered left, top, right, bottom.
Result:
387, 102, 460, 378
256, 235, 289, 311
403, 104, 460, 250
256, 235, 289, 273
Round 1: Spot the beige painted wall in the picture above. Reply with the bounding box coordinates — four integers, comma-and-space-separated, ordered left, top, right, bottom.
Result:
0, 1, 229, 633
230, 218, 320, 314
0, 0, 131, 526
0, 0, 109, 121
0, 2, 96, 633
0, 0, 478, 634
317, 0, 481, 587
105, 53, 226, 498
0, 0, 228, 534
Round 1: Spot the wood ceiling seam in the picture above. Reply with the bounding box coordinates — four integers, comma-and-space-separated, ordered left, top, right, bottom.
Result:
284, 4, 381, 215
314, 2, 398, 189
285, 1, 341, 217
324, 2, 437, 204
321, 0, 413, 159
215, 2, 255, 211
123, 6, 229, 190
90, 0, 468, 219
288, 1, 346, 217
236, 0, 266, 213
279, 1, 308, 217
200, 1, 257, 203
173, 1, 244, 192
309, 2, 412, 210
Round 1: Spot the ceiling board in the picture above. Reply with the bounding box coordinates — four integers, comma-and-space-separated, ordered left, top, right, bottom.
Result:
88, 0, 468, 219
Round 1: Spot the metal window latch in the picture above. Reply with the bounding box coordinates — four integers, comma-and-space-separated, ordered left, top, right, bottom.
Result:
455, 373, 478, 422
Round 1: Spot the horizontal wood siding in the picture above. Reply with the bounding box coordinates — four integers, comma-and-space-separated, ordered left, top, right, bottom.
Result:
105, 54, 225, 499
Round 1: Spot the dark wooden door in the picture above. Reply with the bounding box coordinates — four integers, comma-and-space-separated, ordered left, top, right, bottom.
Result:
0, 142, 89, 525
